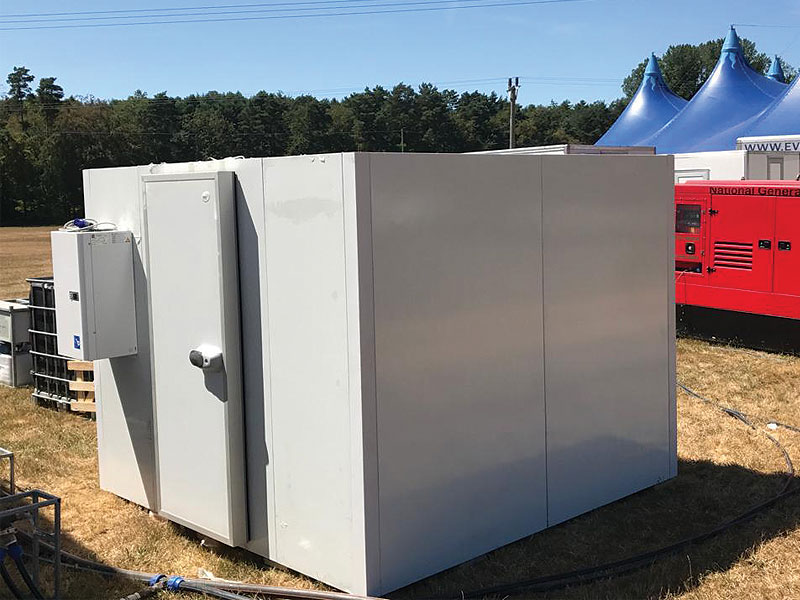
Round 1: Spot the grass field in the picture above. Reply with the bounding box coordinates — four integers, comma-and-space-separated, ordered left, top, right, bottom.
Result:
3, 226, 800, 599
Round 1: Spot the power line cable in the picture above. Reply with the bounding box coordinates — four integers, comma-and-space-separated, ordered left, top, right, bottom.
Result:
0, 0, 458, 19
732, 23, 800, 29
0, 0, 591, 31
0, 0, 564, 24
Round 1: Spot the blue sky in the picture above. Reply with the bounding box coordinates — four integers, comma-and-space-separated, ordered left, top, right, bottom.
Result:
1, 0, 799, 105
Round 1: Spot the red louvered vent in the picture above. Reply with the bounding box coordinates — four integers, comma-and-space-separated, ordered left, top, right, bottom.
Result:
714, 241, 753, 270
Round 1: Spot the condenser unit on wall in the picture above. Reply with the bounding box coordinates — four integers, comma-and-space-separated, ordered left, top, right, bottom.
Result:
51, 230, 137, 360
69, 152, 676, 596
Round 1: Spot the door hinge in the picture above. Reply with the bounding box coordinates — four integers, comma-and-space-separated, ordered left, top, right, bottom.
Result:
708, 209, 719, 216
707, 266, 716, 273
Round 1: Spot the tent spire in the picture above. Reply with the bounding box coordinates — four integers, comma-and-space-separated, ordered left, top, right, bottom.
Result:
722, 25, 743, 55
644, 53, 661, 77
768, 55, 786, 83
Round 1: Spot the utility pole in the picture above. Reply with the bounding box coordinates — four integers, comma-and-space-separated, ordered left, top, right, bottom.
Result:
400, 127, 405, 152
507, 77, 520, 149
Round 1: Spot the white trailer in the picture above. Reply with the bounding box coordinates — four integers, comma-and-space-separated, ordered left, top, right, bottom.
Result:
673, 135, 800, 182
66, 152, 676, 596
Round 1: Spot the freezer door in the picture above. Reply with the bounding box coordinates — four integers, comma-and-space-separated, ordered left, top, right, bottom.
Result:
142, 172, 246, 546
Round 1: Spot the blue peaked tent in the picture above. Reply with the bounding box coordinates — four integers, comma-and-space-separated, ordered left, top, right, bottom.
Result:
767, 55, 787, 83
683, 54, 797, 148
642, 27, 786, 154
595, 54, 686, 146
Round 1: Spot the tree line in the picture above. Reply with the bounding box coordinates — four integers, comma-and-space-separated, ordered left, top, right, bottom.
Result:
0, 36, 787, 225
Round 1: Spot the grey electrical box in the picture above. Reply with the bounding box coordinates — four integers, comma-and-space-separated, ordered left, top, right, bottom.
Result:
0, 299, 32, 387
51, 230, 138, 360
82, 153, 676, 596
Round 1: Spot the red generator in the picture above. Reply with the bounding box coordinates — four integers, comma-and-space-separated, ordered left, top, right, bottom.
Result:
675, 180, 800, 351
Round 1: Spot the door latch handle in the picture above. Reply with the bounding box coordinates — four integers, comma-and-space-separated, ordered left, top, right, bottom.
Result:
188, 345, 224, 371
758, 239, 772, 249
779, 241, 792, 251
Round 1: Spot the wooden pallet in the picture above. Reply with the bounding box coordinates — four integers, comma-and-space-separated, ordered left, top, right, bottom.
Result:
67, 361, 95, 413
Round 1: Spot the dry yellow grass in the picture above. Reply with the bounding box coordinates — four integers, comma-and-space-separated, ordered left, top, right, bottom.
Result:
0, 227, 57, 299
3, 226, 800, 600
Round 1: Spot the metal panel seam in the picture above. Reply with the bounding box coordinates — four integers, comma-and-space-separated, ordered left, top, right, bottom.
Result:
261, 159, 279, 555
217, 173, 237, 541
140, 182, 163, 515
539, 158, 550, 526
232, 171, 252, 542
338, 155, 357, 585
366, 155, 382, 593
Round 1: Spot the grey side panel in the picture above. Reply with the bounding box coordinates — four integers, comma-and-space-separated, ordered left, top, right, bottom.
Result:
541, 155, 675, 525
84, 166, 157, 510
262, 155, 364, 593
344, 154, 380, 594
369, 154, 548, 593
234, 159, 273, 555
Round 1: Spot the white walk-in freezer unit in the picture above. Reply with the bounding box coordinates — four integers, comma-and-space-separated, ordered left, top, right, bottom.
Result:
72, 152, 677, 596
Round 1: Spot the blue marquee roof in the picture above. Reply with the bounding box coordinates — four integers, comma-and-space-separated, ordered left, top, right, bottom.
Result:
643, 27, 786, 154
595, 54, 687, 147
745, 73, 800, 137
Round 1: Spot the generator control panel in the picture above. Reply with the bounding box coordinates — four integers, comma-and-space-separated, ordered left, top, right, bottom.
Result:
51, 229, 138, 360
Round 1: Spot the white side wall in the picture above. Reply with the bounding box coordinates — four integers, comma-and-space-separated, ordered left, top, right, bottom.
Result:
540, 155, 676, 524
367, 154, 548, 593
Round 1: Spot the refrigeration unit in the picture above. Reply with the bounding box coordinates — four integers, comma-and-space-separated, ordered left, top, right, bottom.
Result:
55, 152, 677, 596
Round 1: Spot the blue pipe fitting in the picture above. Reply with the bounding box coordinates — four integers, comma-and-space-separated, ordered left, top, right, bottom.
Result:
165, 576, 184, 591
149, 573, 167, 586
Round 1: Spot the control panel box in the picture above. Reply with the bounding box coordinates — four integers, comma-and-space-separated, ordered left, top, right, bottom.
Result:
51, 230, 138, 360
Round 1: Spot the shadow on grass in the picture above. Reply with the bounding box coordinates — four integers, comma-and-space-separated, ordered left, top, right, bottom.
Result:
3, 458, 799, 600
392, 458, 800, 600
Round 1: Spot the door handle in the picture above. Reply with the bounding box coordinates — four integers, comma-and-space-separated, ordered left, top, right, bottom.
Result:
188, 345, 224, 371
779, 241, 792, 251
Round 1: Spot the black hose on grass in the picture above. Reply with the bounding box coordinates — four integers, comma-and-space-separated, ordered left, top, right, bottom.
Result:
6, 382, 800, 600
447, 383, 799, 598
8, 544, 45, 600
17, 530, 383, 600
0, 559, 24, 600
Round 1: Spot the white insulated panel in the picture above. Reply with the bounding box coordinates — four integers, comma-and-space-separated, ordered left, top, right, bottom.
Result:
368, 154, 548, 592
540, 155, 675, 525
84, 166, 157, 509
261, 154, 365, 592
142, 172, 246, 546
